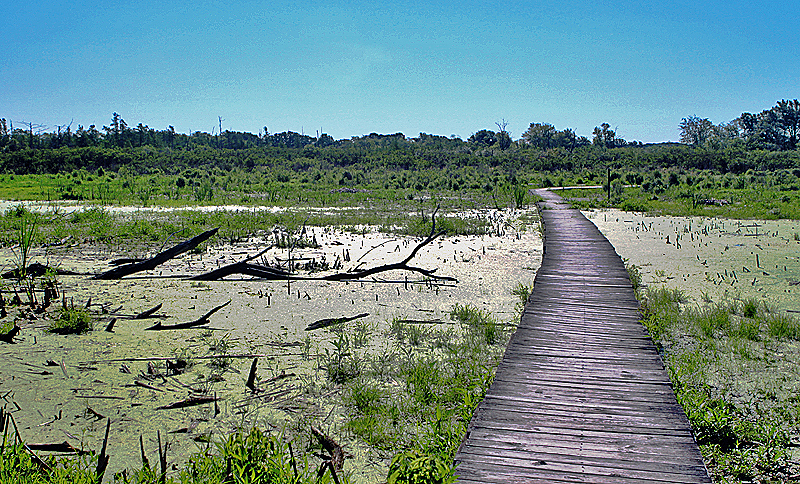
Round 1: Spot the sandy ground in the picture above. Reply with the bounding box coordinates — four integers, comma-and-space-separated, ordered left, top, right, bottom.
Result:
0, 207, 542, 482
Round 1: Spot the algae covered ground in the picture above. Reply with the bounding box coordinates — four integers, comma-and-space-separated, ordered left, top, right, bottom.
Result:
589, 208, 800, 482
0, 203, 541, 483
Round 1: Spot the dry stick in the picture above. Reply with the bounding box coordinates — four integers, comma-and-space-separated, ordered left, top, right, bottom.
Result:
135, 379, 165, 392
245, 358, 258, 391
156, 395, 219, 411
95, 418, 111, 484
94, 228, 218, 280
145, 300, 231, 331
140, 434, 150, 469
305, 312, 369, 331
134, 303, 163, 319
157, 431, 167, 484
26, 441, 87, 455
190, 246, 275, 281
311, 426, 344, 471
104, 318, 117, 333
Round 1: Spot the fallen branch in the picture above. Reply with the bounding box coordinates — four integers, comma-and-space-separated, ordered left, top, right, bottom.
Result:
26, 441, 88, 455
134, 303, 163, 319
156, 396, 219, 410
134, 380, 165, 392
145, 300, 230, 331
191, 207, 456, 283
306, 313, 369, 331
94, 228, 218, 280
245, 358, 258, 391
95, 418, 111, 484
311, 426, 344, 471
0, 324, 20, 344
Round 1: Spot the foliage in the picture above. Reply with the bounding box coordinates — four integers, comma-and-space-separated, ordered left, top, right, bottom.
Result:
0, 443, 97, 484
640, 285, 800, 481
387, 450, 456, 484
48, 308, 93, 334
624, 260, 642, 292
0, 426, 342, 484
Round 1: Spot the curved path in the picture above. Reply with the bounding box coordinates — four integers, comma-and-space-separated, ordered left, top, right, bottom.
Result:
453, 189, 711, 483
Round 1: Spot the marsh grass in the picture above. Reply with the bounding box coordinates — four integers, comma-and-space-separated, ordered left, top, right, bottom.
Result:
642, 284, 800, 481
511, 281, 534, 316
766, 312, 800, 340
331, 299, 512, 482
449, 303, 501, 345
47, 307, 93, 334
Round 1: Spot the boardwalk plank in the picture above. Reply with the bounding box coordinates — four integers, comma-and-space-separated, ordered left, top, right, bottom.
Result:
453, 189, 710, 483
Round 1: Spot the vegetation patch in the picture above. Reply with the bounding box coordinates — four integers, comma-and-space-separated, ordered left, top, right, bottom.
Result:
47, 308, 93, 334
640, 285, 800, 482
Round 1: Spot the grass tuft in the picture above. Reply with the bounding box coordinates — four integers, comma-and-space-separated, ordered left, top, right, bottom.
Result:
48, 308, 93, 334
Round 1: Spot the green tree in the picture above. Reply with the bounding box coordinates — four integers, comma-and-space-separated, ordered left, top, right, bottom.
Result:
679, 115, 714, 146
775, 99, 800, 149
592, 123, 616, 148
522, 123, 556, 149
468, 129, 496, 146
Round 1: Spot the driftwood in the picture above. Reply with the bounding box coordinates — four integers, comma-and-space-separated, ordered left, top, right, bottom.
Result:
311, 426, 345, 476
26, 441, 88, 455
95, 418, 111, 483
156, 395, 219, 410
134, 303, 163, 319
0, 324, 20, 343
305, 313, 369, 331
134, 380, 165, 392
145, 300, 230, 331
94, 228, 218, 280
192, 207, 456, 283
191, 262, 290, 281
245, 358, 258, 391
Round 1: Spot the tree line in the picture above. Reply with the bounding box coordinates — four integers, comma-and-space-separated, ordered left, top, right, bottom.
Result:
679, 99, 800, 151
1, 100, 798, 178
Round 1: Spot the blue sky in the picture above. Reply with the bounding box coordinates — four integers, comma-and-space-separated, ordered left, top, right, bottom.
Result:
2, 0, 797, 143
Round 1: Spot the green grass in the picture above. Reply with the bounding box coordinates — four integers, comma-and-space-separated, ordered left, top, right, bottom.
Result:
323, 296, 516, 482
0, 426, 344, 484
641, 284, 800, 481
47, 308, 93, 334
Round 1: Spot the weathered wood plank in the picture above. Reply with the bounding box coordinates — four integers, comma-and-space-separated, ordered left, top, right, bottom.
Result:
454, 189, 711, 483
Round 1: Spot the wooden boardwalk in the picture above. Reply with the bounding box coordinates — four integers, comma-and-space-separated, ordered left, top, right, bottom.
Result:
453, 189, 711, 483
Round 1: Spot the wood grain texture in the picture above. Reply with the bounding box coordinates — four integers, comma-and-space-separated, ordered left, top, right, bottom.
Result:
453, 189, 711, 483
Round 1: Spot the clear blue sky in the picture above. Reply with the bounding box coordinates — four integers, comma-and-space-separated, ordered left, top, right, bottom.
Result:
2, 0, 797, 143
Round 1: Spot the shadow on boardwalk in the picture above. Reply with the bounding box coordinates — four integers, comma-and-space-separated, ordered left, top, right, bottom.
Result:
453, 189, 711, 483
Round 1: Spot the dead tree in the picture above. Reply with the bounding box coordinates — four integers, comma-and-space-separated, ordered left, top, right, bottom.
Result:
94, 228, 218, 280
191, 207, 455, 283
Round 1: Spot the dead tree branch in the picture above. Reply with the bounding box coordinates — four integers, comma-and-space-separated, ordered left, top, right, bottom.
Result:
145, 300, 230, 331
190, 207, 455, 283
94, 228, 218, 280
